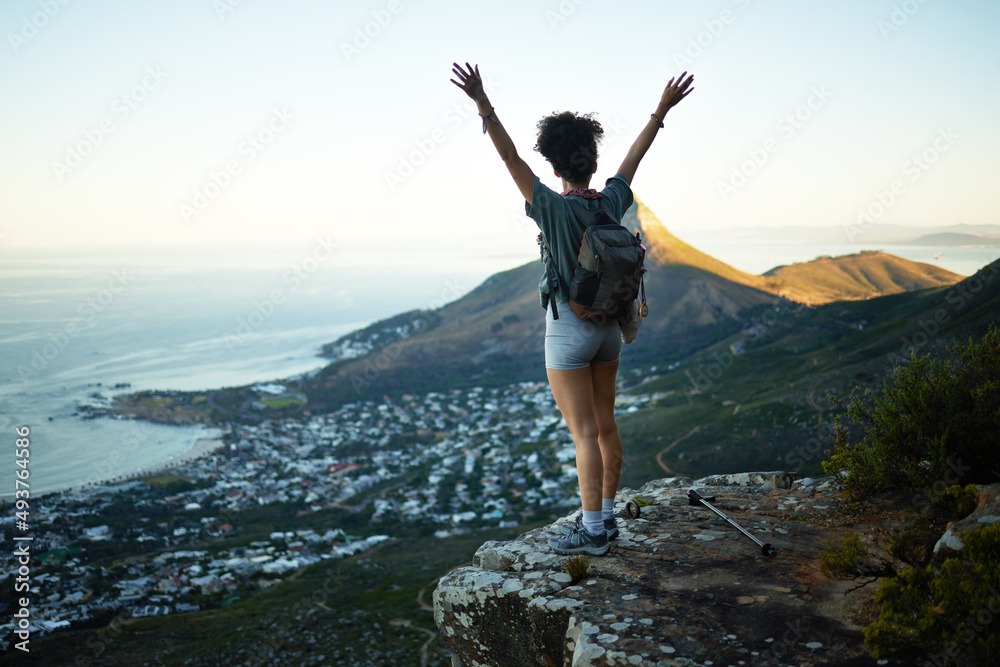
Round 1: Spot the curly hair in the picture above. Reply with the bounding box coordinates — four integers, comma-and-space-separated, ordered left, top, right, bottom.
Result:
533, 111, 604, 184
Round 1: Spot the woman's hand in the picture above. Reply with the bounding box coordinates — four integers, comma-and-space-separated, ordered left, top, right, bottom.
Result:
658, 72, 695, 114
617, 71, 695, 183
450, 62, 488, 106
450, 61, 535, 204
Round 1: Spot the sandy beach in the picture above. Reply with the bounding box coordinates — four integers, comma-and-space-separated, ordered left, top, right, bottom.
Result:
123, 426, 227, 480
27, 427, 227, 500
182, 428, 227, 461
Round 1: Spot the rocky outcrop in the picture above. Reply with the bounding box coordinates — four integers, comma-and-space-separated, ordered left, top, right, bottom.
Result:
434, 473, 880, 666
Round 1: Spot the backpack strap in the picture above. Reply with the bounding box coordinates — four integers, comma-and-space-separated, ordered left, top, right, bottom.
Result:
538, 232, 560, 320
549, 278, 560, 319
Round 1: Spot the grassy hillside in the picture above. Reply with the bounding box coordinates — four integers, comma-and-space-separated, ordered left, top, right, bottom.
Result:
6, 525, 512, 666
631, 196, 962, 305
762, 250, 962, 304
614, 259, 1000, 489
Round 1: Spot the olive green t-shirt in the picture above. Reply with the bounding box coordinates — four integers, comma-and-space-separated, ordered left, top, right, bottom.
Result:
525, 173, 635, 303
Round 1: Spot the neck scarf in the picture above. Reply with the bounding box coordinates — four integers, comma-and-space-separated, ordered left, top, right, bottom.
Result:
561, 188, 602, 200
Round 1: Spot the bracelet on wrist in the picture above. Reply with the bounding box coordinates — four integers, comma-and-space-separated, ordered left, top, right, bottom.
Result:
650, 112, 664, 128
480, 107, 499, 134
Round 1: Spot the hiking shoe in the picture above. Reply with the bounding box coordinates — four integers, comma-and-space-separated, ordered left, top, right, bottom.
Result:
548, 525, 610, 556
560, 513, 619, 541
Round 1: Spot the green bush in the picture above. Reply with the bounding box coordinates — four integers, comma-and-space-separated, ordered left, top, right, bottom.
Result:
888, 513, 941, 569
823, 325, 1000, 498
820, 533, 870, 579
933, 484, 980, 521
820, 532, 893, 579
888, 485, 979, 568
864, 523, 1000, 666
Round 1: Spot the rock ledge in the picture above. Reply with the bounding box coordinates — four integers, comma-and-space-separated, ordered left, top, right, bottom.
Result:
434, 472, 881, 666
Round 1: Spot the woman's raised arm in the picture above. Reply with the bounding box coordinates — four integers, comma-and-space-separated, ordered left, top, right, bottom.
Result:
451, 62, 536, 204
616, 72, 695, 184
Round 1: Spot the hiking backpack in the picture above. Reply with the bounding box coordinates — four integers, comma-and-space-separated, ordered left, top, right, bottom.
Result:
540, 200, 647, 327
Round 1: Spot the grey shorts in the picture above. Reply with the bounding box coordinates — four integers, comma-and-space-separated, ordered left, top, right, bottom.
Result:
544, 302, 622, 370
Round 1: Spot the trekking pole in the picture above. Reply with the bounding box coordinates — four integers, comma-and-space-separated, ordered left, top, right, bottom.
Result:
688, 489, 776, 557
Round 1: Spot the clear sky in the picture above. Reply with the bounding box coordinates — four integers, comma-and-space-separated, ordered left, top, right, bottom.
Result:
1, 0, 998, 260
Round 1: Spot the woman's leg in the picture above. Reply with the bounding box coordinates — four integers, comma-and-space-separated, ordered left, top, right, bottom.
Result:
547, 366, 603, 512
591, 361, 623, 499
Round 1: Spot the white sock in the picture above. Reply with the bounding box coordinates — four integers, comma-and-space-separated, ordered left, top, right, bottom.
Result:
582, 510, 604, 536
602, 498, 615, 519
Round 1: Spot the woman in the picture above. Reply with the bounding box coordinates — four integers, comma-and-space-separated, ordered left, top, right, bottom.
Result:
451, 62, 694, 555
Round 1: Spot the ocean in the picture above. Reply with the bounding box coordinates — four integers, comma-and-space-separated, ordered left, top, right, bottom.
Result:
0, 244, 527, 498
2, 239, 997, 498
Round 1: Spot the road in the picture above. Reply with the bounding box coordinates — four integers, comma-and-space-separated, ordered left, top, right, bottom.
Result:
656, 425, 701, 476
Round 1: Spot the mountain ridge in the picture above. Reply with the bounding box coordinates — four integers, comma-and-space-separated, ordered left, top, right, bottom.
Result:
298, 203, 966, 415
630, 196, 963, 306
674, 222, 1000, 246
112, 195, 973, 424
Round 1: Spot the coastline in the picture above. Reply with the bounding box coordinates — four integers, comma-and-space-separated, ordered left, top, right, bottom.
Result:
148, 427, 227, 472
3, 425, 227, 501
87, 425, 227, 490
182, 429, 227, 461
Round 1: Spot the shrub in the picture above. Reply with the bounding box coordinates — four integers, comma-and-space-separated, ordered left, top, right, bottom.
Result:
820, 533, 871, 579
933, 483, 980, 521
563, 555, 590, 583
864, 523, 1000, 666
820, 533, 893, 580
823, 325, 1000, 499
888, 513, 941, 569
